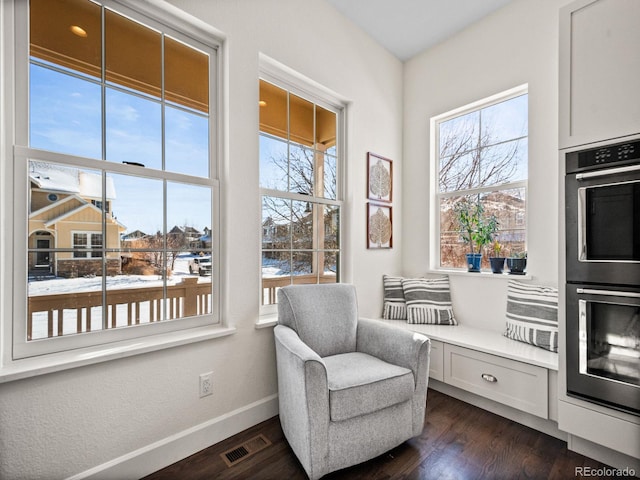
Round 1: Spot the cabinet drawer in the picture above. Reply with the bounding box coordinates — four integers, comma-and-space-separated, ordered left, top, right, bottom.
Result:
428, 340, 444, 382
444, 344, 548, 418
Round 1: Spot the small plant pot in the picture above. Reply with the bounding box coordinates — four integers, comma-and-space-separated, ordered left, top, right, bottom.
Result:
507, 257, 527, 275
466, 253, 482, 272
489, 257, 506, 274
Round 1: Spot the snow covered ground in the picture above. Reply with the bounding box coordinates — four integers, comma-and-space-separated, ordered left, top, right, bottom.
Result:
29, 253, 201, 296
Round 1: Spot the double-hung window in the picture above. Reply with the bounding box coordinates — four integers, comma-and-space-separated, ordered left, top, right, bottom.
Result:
432, 86, 528, 270
258, 76, 343, 313
73, 232, 103, 258
10, 0, 221, 358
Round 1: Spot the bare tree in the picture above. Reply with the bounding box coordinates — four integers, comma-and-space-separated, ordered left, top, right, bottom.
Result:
261, 146, 339, 279
262, 146, 337, 246
439, 115, 522, 193
127, 228, 197, 275
262, 147, 336, 199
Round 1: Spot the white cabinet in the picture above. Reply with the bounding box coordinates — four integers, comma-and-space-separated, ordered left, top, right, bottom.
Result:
558, 400, 640, 461
444, 344, 548, 419
376, 321, 558, 420
559, 0, 640, 148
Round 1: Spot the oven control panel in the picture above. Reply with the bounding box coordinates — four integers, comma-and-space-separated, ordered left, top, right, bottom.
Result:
572, 139, 640, 171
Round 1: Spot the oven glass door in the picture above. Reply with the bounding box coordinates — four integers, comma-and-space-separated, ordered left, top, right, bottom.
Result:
579, 298, 640, 386
578, 179, 640, 262
567, 286, 640, 415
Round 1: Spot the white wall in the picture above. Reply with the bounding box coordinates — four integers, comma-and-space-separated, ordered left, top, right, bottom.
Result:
1, 0, 584, 475
402, 0, 571, 332
0, 0, 403, 478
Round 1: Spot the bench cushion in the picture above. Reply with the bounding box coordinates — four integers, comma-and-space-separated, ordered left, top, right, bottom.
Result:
402, 276, 457, 325
504, 280, 558, 352
323, 352, 414, 421
382, 274, 407, 319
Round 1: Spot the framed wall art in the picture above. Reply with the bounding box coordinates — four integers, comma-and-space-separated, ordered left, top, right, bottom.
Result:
367, 152, 392, 203
367, 202, 393, 249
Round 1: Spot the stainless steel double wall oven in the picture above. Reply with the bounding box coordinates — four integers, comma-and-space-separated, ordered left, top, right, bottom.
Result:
565, 138, 640, 415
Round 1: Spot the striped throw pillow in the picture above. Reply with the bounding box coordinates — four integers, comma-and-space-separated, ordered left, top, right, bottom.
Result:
402, 276, 457, 325
504, 280, 558, 352
382, 275, 407, 320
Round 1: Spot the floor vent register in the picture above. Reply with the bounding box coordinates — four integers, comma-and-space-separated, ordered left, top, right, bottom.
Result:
220, 434, 272, 467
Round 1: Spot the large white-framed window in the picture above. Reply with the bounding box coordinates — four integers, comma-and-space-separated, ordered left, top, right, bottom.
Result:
258, 67, 345, 316
7, 0, 223, 359
430, 85, 528, 271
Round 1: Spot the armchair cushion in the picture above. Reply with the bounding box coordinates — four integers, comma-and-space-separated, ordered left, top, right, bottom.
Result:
323, 352, 414, 422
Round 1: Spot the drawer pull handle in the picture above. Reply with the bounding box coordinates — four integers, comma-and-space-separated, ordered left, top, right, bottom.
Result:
481, 373, 497, 383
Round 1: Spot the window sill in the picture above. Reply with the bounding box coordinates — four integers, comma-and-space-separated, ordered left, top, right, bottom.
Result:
429, 268, 532, 280
255, 315, 278, 329
0, 324, 236, 384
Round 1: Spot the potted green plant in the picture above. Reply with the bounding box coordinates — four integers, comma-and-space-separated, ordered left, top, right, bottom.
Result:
507, 250, 527, 275
489, 240, 506, 274
455, 200, 499, 272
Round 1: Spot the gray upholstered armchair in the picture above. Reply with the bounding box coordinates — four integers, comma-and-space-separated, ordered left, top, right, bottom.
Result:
274, 284, 431, 479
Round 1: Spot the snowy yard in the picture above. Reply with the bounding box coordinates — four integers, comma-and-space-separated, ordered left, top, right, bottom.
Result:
29, 253, 203, 296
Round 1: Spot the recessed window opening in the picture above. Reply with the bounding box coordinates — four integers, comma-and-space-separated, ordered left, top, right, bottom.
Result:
258, 76, 343, 314
432, 86, 528, 271
12, 0, 221, 358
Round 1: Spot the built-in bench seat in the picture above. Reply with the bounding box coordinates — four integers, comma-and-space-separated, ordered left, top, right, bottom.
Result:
371, 319, 561, 433
374, 321, 558, 370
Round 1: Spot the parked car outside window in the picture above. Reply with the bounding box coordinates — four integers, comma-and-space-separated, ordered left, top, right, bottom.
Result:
189, 256, 212, 276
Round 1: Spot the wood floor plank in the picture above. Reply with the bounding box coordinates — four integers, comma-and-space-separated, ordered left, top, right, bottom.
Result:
144, 389, 616, 480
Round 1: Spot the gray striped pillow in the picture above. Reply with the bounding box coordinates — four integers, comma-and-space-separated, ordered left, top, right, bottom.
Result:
504, 280, 558, 352
382, 275, 407, 320
402, 276, 457, 325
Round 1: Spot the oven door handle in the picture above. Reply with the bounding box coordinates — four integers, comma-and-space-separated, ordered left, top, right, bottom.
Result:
577, 188, 587, 260
578, 300, 587, 375
576, 288, 640, 298
576, 163, 640, 180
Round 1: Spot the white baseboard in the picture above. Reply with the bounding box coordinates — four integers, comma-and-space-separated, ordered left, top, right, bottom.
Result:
67, 394, 279, 480
429, 380, 567, 441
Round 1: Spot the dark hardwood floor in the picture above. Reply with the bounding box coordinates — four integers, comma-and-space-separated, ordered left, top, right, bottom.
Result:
145, 389, 615, 479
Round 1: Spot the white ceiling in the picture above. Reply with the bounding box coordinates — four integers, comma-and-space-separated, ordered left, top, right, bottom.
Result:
325, 0, 515, 61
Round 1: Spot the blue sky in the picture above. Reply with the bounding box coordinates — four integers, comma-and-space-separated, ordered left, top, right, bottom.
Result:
29, 63, 212, 235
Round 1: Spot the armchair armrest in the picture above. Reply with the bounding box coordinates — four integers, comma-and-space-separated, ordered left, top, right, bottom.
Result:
356, 318, 430, 389
356, 318, 431, 437
274, 325, 329, 479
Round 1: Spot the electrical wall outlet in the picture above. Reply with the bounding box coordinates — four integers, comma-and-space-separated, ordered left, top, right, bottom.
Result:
199, 372, 213, 398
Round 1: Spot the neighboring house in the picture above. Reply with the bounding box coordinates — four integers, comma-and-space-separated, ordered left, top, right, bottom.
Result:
195, 227, 212, 251
168, 225, 205, 251
261, 216, 289, 250
262, 210, 337, 251
121, 229, 148, 242
28, 162, 126, 278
